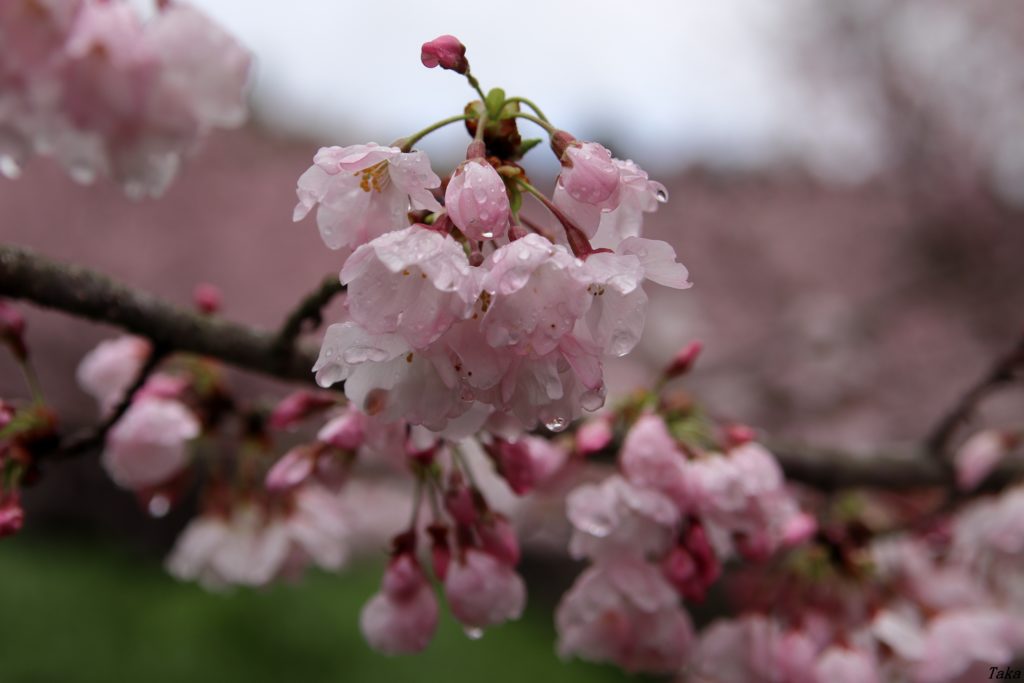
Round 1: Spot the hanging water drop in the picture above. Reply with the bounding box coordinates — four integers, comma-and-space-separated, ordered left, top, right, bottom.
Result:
545, 416, 568, 432
464, 627, 485, 640
655, 188, 669, 203
148, 494, 171, 518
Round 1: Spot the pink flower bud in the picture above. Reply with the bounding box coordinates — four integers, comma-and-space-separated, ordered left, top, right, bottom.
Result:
444, 549, 526, 630
420, 34, 468, 74
0, 496, 24, 538
781, 511, 818, 547
361, 554, 439, 655
576, 418, 613, 455
192, 283, 222, 314
0, 300, 27, 361
316, 408, 365, 450
664, 340, 702, 379
270, 390, 336, 431
488, 439, 535, 495
265, 446, 316, 492
444, 159, 510, 241
477, 515, 521, 566
428, 524, 451, 581
558, 141, 621, 206
444, 480, 478, 526
723, 423, 756, 448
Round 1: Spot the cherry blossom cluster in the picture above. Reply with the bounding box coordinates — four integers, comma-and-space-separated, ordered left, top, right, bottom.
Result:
683, 484, 1024, 682
296, 36, 690, 436
0, 0, 250, 197
555, 382, 815, 673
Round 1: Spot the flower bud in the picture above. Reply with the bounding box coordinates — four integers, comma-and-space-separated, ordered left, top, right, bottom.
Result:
361, 553, 439, 655
576, 418, 613, 456
664, 340, 702, 379
444, 159, 510, 241
420, 35, 468, 74
0, 496, 24, 538
444, 549, 526, 630
270, 390, 336, 431
192, 283, 222, 315
0, 300, 27, 361
557, 141, 620, 206
477, 515, 521, 566
265, 445, 317, 492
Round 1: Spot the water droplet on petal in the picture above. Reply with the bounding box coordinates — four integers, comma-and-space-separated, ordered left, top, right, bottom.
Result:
545, 416, 568, 432
464, 627, 485, 640
481, 231, 494, 239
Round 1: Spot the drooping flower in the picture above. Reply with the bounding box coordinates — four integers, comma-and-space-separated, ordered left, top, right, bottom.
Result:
293, 143, 441, 253
102, 397, 199, 490
556, 558, 694, 673
77, 335, 151, 415
360, 554, 439, 655
566, 475, 678, 561
444, 548, 526, 630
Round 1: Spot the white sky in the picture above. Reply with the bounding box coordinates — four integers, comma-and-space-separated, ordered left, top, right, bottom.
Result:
178, 0, 880, 179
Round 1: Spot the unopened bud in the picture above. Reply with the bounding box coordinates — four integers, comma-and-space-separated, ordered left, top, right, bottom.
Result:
0, 300, 27, 360
420, 35, 468, 74
0, 496, 24, 538
550, 130, 576, 160
664, 340, 702, 379
192, 283, 222, 315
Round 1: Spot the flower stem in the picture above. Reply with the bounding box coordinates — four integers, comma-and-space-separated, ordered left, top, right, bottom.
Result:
397, 114, 472, 152
18, 358, 44, 404
504, 96, 549, 123
515, 178, 595, 258
466, 72, 488, 103
510, 111, 558, 136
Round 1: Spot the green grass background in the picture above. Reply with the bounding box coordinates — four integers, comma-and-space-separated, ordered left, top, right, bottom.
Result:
0, 537, 631, 683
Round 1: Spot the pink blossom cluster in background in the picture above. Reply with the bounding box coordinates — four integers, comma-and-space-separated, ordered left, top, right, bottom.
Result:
0, 0, 250, 197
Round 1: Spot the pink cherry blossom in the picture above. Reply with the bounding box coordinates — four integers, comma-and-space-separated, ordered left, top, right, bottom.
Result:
620, 413, 692, 509
102, 397, 199, 490
444, 158, 510, 241
954, 430, 1012, 491
420, 34, 468, 74
166, 504, 291, 589
0, 494, 24, 537
314, 322, 468, 431
815, 646, 881, 683
445, 548, 526, 630
557, 141, 621, 208
576, 417, 613, 455
567, 475, 678, 560
76, 335, 151, 414
341, 225, 479, 348
479, 234, 590, 355
556, 558, 693, 673
488, 435, 568, 494
293, 143, 441, 252
265, 446, 316, 492
360, 554, 439, 654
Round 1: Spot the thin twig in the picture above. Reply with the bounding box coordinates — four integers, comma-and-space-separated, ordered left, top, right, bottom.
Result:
54, 345, 169, 459
925, 331, 1024, 456
273, 275, 345, 355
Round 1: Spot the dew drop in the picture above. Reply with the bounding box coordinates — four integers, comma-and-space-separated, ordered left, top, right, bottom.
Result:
464, 627, 485, 640
545, 416, 568, 432
148, 494, 171, 518
481, 231, 494, 239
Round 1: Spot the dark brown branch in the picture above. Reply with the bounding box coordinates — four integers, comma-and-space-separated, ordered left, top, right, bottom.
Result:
925, 332, 1024, 456
55, 345, 169, 459
2, 243, 1021, 492
273, 274, 345, 355
0, 244, 319, 384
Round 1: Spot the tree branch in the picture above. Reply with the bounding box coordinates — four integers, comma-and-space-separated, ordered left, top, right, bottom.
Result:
273, 274, 345, 355
0, 244, 320, 384
925, 331, 1024, 456
55, 345, 169, 459
2, 243, 1021, 492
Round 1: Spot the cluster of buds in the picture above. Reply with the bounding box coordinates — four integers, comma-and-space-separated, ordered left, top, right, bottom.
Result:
0, 0, 250, 197
296, 35, 690, 436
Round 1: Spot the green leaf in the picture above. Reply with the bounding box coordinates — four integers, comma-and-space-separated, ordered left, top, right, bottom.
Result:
509, 185, 523, 215
485, 88, 506, 119
518, 138, 543, 155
